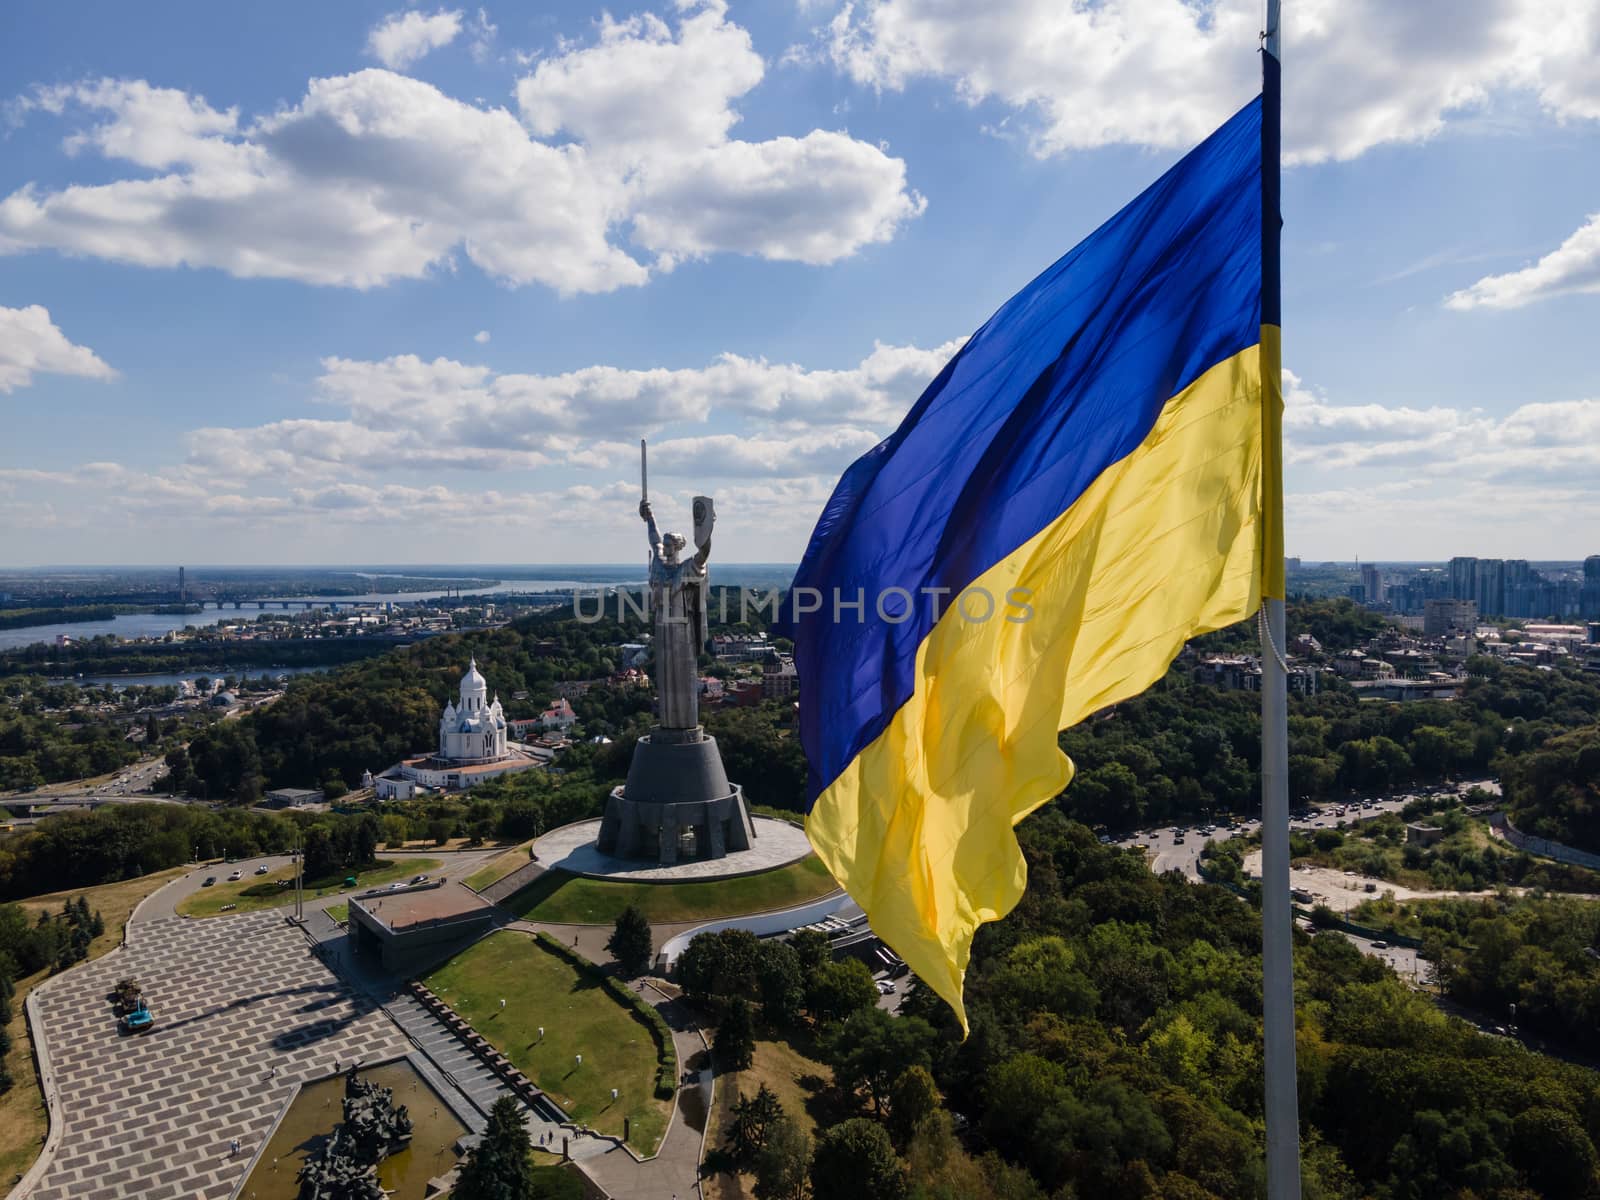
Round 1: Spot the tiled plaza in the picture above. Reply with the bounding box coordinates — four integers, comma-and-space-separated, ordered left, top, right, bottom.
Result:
24, 912, 410, 1200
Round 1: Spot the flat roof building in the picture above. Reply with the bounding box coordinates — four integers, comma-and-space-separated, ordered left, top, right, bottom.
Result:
347, 881, 497, 972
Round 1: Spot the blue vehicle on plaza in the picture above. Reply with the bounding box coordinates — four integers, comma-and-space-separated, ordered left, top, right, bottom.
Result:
120, 996, 155, 1035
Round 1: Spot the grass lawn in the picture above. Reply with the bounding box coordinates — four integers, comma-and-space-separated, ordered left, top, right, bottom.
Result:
177, 857, 442, 917
324, 902, 349, 925
1, 865, 190, 1185
505, 856, 839, 926
703, 1034, 836, 1200
463, 840, 536, 891
423, 932, 670, 1152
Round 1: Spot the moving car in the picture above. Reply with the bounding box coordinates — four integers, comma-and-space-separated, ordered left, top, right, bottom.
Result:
409, 874, 429, 885
201, 876, 216, 887
254, 865, 269, 875
228, 870, 242, 881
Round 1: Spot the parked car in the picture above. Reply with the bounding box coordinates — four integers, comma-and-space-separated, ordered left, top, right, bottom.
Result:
409, 874, 429, 885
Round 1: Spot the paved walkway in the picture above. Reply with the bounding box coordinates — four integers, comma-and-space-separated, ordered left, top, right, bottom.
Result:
20, 912, 411, 1200
582, 984, 714, 1200
530, 817, 811, 881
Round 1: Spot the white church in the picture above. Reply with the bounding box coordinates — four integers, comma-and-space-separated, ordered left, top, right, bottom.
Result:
369, 658, 544, 799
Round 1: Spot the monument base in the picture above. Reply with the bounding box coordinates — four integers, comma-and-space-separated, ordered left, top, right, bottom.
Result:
597, 728, 756, 865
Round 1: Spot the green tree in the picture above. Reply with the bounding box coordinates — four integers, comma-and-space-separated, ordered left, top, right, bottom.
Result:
888, 1065, 941, 1149
1509, 1105, 1600, 1198
718, 996, 756, 1071
454, 1095, 537, 1200
726, 1083, 785, 1165
352, 813, 380, 864
824, 1008, 939, 1115
789, 928, 831, 974
756, 940, 805, 1026
754, 1115, 812, 1200
812, 1118, 906, 1200
302, 826, 336, 879
606, 905, 654, 977
807, 957, 878, 1024
678, 928, 763, 1013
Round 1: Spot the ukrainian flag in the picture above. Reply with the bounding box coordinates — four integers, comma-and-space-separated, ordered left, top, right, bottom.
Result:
782, 93, 1281, 1031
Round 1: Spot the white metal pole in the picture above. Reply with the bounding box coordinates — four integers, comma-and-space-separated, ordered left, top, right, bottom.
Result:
1260, 4, 1300, 1198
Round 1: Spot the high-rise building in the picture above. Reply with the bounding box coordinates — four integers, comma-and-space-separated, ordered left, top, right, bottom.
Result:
1360, 562, 1384, 605
1583, 556, 1600, 619
1475, 558, 1506, 618
1448, 556, 1477, 602
1424, 598, 1478, 637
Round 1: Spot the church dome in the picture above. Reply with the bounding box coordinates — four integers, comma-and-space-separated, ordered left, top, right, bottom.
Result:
461, 657, 488, 697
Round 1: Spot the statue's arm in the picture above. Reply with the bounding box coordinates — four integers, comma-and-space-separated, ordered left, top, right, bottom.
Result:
639, 499, 662, 557
693, 534, 711, 569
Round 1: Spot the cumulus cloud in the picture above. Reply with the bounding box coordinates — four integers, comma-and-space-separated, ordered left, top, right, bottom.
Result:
0, 304, 118, 393
1445, 212, 1600, 310
515, 0, 923, 267
473, 330, 491, 344
1281, 368, 1600, 485
811, 0, 1600, 163
1, 4, 921, 293
366, 9, 463, 71
180, 338, 958, 482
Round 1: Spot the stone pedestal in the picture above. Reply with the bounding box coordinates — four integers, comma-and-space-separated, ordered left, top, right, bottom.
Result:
597, 726, 755, 864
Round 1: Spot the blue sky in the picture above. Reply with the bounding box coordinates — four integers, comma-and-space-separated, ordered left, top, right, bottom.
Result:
3, 0, 1599, 566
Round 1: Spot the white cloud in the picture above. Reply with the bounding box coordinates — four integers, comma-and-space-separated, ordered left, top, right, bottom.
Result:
297, 339, 961, 456
1281, 368, 1600, 486
1281, 369, 1484, 469
516, 0, 923, 268
644, 428, 884, 477
473, 330, 491, 344
0, 304, 118, 393
172, 338, 956, 484
366, 9, 464, 71
1444, 212, 1600, 310
2, 4, 922, 293
812, 0, 1600, 163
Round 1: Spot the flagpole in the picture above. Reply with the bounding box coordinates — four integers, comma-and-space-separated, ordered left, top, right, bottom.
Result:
1259, 3, 1301, 1198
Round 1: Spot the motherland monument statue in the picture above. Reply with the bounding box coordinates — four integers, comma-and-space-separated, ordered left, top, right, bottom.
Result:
596, 440, 756, 864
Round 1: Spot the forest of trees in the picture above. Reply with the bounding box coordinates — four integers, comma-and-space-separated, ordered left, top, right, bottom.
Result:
1057, 644, 1600, 835
689, 815, 1600, 1199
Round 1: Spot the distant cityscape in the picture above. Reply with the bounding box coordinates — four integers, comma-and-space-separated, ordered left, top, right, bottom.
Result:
1337, 560, 1600, 624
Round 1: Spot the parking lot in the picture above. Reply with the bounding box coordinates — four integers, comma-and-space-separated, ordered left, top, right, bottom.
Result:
1111, 791, 1435, 881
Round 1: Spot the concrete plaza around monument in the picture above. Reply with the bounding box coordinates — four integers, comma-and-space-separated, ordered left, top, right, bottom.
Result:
21, 911, 409, 1200
530, 816, 813, 881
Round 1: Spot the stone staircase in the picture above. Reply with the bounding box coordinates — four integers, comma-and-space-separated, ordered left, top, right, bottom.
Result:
399, 982, 612, 1160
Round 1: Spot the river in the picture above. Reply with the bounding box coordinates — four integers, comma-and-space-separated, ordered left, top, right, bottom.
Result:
0, 582, 521, 651
62, 665, 334, 690
0, 566, 801, 652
